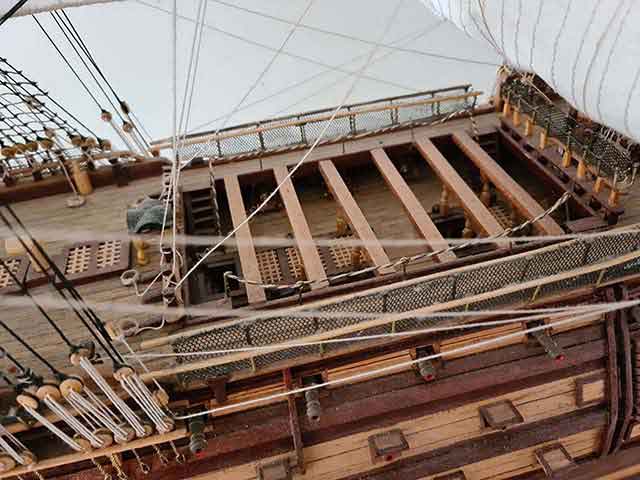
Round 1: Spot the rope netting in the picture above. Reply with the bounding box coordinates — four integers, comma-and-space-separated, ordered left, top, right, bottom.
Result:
502, 75, 640, 189
0, 57, 109, 182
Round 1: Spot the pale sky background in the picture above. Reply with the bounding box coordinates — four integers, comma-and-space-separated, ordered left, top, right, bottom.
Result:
0, 0, 500, 146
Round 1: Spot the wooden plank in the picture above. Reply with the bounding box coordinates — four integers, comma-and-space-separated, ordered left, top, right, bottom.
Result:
273, 166, 326, 288
318, 160, 393, 274
414, 138, 504, 238
452, 131, 564, 235
223, 175, 267, 303
370, 148, 455, 263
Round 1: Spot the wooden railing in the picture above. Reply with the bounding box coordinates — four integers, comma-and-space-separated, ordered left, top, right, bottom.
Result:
151, 85, 481, 160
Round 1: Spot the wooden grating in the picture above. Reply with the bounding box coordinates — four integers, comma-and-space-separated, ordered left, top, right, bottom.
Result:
256, 249, 284, 285
58, 240, 131, 285
256, 247, 307, 287
0, 255, 29, 294
285, 246, 305, 280
489, 203, 513, 230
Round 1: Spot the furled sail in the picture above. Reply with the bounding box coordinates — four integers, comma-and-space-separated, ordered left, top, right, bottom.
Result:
420, 0, 640, 142
0, 0, 123, 17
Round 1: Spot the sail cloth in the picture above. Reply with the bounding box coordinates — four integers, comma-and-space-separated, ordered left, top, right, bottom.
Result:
0, 0, 123, 17
419, 0, 640, 142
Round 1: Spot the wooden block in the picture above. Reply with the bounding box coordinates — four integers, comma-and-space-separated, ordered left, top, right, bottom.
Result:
575, 374, 606, 407
223, 176, 267, 303
452, 131, 564, 236
370, 148, 455, 263
535, 443, 575, 477
318, 160, 393, 275
257, 458, 291, 480
368, 429, 409, 464
479, 400, 524, 430
273, 166, 326, 287
434, 471, 467, 480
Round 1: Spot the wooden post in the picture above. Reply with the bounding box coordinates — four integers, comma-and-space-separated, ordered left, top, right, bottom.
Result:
462, 215, 474, 238
71, 159, 93, 195
510, 207, 519, 228
524, 117, 533, 137
480, 175, 492, 207
513, 107, 521, 127
594, 177, 604, 194
502, 99, 511, 118
539, 129, 548, 150
439, 186, 450, 217
336, 213, 349, 237
562, 147, 572, 168
577, 159, 587, 180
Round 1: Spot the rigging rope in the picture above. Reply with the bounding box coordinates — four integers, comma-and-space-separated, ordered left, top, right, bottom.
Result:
207, 0, 501, 67
188, 20, 444, 134
32, 15, 103, 112
175, 0, 407, 291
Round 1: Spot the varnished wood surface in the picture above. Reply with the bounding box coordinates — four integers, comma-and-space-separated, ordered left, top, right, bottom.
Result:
370, 148, 455, 263
452, 131, 564, 235
319, 160, 394, 275
272, 166, 326, 287
223, 175, 266, 303
415, 137, 505, 238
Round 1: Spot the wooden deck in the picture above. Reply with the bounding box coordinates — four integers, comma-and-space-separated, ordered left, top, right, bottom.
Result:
1, 108, 639, 384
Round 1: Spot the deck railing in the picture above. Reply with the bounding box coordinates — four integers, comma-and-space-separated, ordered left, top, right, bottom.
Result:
502, 77, 638, 190
168, 226, 640, 386
151, 85, 480, 161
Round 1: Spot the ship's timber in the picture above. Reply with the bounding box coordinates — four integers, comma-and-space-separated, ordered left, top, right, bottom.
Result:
3, 80, 640, 480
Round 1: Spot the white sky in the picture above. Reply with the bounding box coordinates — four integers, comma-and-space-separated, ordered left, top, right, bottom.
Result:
0, 0, 500, 145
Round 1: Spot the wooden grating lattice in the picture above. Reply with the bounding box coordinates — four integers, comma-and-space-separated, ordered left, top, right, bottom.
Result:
0, 255, 29, 293
285, 247, 305, 280
256, 249, 283, 285
58, 240, 131, 285
489, 203, 513, 229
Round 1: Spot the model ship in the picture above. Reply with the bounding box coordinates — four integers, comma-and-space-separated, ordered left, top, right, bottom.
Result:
1, 1, 640, 479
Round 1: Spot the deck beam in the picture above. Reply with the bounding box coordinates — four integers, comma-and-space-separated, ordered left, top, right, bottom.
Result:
273, 166, 326, 288
223, 175, 267, 303
414, 138, 505, 239
318, 160, 394, 275
370, 148, 455, 263
452, 131, 564, 235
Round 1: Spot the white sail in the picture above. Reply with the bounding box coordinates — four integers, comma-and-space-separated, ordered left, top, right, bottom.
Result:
0, 0, 123, 17
420, 0, 640, 142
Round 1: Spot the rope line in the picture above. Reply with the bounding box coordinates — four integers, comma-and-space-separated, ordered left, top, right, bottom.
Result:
174, 0, 407, 291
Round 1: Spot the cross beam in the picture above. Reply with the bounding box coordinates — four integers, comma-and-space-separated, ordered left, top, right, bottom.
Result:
318, 160, 394, 275
273, 166, 326, 288
370, 148, 455, 263
452, 131, 564, 235
414, 138, 505, 240
223, 175, 267, 303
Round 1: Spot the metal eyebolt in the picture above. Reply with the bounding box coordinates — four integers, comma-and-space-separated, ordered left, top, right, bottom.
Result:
132, 449, 150, 475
